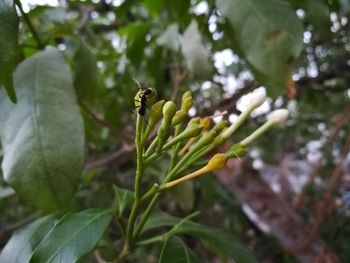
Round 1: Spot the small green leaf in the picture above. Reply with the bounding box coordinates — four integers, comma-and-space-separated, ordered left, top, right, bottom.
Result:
156, 24, 181, 52
159, 237, 201, 263
216, 0, 303, 97
0, 215, 55, 263
112, 185, 133, 217
73, 38, 101, 102
182, 20, 213, 79
0, 0, 19, 102
0, 47, 85, 212
29, 208, 112, 263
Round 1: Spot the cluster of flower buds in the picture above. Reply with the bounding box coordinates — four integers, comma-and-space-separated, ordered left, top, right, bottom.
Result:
135, 88, 289, 192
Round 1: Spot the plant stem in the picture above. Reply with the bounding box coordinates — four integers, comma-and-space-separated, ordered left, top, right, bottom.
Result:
133, 192, 161, 240
123, 116, 144, 254
15, 0, 45, 49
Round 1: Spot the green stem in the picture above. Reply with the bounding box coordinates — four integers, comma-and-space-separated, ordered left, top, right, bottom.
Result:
144, 137, 158, 158
15, 0, 45, 49
123, 115, 144, 253
133, 192, 161, 240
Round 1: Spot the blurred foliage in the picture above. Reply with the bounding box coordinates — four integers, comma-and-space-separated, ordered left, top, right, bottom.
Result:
1, 0, 350, 262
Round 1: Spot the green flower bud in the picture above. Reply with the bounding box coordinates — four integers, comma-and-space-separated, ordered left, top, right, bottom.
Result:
226, 143, 248, 158
162, 101, 177, 120
163, 124, 203, 150
200, 117, 211, 131
149, 100, 165, 125
172, 110, 187, 126
191, 130, 217, 152
142, 100, 166, 143
212, 120, 228, 134
181, 91, 193, 112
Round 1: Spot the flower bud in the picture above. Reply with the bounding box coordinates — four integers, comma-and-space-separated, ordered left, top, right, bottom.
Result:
149, 100, 165, 124
181, 91, 193, 112
200, 117, 211, 131
206, 153, 229, 170
162, 101, 177, 120
192, 130, 216, 151
249, 89, 266, 108
267, 109, 289, 125
212, 120, 228, 134
172, 110, 187, 126
163, 124, 203, 150
226, 143, 248, 158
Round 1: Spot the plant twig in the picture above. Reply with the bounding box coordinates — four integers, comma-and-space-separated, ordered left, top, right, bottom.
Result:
15, 0, 45, 49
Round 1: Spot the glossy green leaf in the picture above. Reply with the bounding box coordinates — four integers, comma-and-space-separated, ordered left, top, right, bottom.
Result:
73, 38, 101, 102
0, 47, 85, 212
143, 212, 257, 263
216, 0, 303, 97
112, 185, 133, 217
29, 208, 113, 263
0, 0, 19, 102
159, 237, 201, 263
182, 20, 213, 79
0, 215, 55, 263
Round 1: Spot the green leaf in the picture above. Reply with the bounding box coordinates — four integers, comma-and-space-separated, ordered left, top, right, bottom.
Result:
0, 47, 85, 212
156, 23, 181, 52
143, 212, 257, 263
73, 38, 101, 102
29, 208, 113, 263
159, 237, 201, 263
119, 22, 151, 65
0, 215, 55, 263
182, 20, 213, 79
216, 0, 303, 97
112, 185, 133, 217
0, 0, 19, 102
306, 0, 330, 33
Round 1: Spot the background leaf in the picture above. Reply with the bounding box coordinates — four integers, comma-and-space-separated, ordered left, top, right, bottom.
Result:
182, 20, 213, 79
216, 0, 303, 97
0, 0, 19, 102
0, 215, 55, 263
0, 47, 85, 212
159, 236, 201, 263
29, 208, 112, 263
73, 38, 101, 103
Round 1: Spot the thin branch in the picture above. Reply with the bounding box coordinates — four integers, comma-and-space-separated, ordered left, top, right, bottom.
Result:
15, 0, 45, 49
80, 102, 131, 142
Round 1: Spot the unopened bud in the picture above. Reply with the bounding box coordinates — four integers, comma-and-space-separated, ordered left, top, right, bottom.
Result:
162, 101, 177, 120
212, 120, 228, 133
267, 109, 289, 125
172, 110, 187, 126
149, 100, 165, 124
181, 91, 193, 112
163, 124, 203, 150
200, 117, 211, 130
249, 89, 266, 108
226, 143, 248, 158
206, 153, 229, 171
